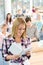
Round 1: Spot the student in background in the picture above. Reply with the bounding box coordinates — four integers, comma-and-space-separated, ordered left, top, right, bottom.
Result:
0, 24, 8, 50
2, 17, 31, 65
5, 13, 13, 34
0, 24, 9, 65
39, 25, 43, 40
0, 24, 9, 38
25, 16, 39, 42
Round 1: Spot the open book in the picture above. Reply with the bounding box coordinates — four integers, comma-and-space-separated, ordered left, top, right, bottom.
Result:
8, 42, 31, 55
8, 42, 23, 55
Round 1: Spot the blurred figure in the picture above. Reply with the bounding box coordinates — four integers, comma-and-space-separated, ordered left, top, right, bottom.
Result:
0, 24, 9, 65
0, 24, 9, 37
15, 9, 24, 18
0, 24, 8, 48
39, 25, 43, 40
5, 13, 13, 34
32, 6, 35, 13
25, 16, 39, 42
32, 7, 40, 22
32, 9, 42, 32
33, 21, 42, 32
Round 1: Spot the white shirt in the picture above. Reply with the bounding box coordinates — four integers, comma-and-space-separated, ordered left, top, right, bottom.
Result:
0, 32, 9, 49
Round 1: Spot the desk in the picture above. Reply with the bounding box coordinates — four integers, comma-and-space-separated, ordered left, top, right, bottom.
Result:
29, 41, 43, 65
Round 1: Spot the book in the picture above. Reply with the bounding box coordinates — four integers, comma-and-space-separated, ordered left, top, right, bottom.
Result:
8, 42, 23, 55
8, 42, 31, 55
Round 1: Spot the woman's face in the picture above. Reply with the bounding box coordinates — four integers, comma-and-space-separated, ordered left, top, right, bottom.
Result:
16, 24, 25, 37
2, 25, 8, 32
8, 14, 11, 19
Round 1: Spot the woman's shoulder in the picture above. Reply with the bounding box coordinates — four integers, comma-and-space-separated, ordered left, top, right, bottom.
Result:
4, 35, 14, 42
26, 35, 30, 39
22, 35, 30, 42
21, 36, 31, 46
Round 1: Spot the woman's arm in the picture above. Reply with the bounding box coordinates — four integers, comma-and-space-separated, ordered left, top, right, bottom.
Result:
2, 38, 20, 61
5, 55, 20, 60
26, 51, 31, 56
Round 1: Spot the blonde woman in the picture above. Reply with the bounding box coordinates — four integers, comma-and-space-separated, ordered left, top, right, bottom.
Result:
2, 18, 31, 65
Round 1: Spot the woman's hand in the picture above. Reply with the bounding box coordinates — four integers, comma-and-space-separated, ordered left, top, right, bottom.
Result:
6, 55, 20, 60
26, 51, 30, 56
14, 55, 20, 60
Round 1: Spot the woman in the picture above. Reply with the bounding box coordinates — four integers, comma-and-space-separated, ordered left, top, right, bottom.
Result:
0, 24, 9, 65
2, 18, 31, 65
5, 13, 13, 33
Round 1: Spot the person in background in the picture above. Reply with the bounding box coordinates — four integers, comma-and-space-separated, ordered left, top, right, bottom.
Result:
16, 9, 22, 17
25, 16, 39, 42
32, 7, 40, 21
32, 6, 35, 13
0, 24, 9, 65
2, 17, 31, 65
39, 25, 43, 40
5, 13, 13, 34
0, 24, 9, 38
0, 24, 9, 49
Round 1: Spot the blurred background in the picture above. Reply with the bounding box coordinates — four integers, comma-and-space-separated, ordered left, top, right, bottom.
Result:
0, 0, 43, 65
0, 0, 43, 25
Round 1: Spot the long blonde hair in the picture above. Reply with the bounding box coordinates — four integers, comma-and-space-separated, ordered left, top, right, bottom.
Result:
12, 17, 27, 38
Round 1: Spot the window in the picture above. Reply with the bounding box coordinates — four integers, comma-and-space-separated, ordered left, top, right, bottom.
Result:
0, 0, 5, 25
11, 0, 30, 16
